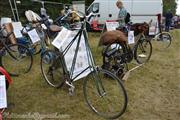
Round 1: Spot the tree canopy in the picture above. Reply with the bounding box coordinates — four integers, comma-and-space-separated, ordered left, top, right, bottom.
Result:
163, 0, 178, 15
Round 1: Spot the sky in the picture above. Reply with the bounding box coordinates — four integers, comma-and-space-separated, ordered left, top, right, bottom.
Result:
177, 0, 180, 15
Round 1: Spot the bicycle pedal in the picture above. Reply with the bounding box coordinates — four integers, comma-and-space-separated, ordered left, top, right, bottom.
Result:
65, 81, 75, 96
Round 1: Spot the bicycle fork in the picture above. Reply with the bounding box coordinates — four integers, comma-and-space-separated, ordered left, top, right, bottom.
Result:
65, 80, 75, 96
64, 74, 75, 96
93, 69, 106, 97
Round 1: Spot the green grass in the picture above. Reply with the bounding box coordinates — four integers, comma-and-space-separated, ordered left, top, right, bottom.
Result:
4, 30, 180, 120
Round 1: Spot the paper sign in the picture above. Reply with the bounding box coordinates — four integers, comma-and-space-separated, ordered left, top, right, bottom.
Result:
0, 17, 12, 26
52, 27, 71, 49
149, 22, 158, 35
105, 21, 119, 31
128, 31, 135, 44
12, 22, 23, 38
27, 29, 41, 44
13, 29, 23, 38
52, 27, 91, 81
0, 75, 7, 109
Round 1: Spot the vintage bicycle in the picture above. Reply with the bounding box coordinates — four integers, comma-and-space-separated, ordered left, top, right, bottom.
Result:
40, 11, 128, 119
148, 15, 172, 50
101, 21, 152, 78
149, 26, 172, 50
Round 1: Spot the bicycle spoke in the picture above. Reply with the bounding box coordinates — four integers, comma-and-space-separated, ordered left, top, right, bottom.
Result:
84, 69, 127, 119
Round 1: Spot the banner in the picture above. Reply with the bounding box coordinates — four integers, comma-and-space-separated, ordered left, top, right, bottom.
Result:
52, 27, 91, 81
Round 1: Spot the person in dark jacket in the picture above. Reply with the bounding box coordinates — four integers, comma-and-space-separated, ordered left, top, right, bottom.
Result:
165, 10, 173, 31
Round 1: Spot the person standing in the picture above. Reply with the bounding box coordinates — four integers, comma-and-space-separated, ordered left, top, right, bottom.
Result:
173, 15, 178, 28
116, 0, 127, 28
165, 9, 173, 31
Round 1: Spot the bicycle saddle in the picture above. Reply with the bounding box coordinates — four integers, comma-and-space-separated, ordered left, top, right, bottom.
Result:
49, 25, 62, 32
99, 30, 127, 46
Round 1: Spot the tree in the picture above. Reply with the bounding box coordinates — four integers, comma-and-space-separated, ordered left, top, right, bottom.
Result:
163, 0, 178, 15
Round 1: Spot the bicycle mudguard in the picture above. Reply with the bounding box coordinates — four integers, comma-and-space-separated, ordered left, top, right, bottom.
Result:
0, 67, 12, 84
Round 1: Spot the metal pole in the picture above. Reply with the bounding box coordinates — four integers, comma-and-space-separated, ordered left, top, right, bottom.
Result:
13, 0, 20, 21
9, 0, 17, 21
41, 1, 45, 8
8, 0, 20, 21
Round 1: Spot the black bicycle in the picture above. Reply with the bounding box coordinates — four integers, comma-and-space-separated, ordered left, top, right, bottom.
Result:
101, 25, 152, 78
0, 26, 33, 76
40, 11, 127, 119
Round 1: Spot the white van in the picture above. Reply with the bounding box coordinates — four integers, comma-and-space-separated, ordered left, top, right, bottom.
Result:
86, 0, 163, 34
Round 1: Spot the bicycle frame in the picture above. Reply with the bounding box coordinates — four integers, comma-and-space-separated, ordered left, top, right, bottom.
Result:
52, 21, 106, 96
56, 22, 96, 82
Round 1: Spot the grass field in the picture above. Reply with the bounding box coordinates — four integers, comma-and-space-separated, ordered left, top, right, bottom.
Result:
4, 30, 180, 120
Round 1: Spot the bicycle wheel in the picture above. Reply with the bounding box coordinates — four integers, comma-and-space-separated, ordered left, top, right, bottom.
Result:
134, 35, 152, 64
0, 44, 33, 76
156, 32, 172, 49
41, 50, 65, 88
83, 68, 128, 119
102, 43, 128, 78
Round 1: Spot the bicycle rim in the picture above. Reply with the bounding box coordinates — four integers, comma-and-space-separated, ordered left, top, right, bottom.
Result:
83, 68, 128, 119
135, 39, 152, 64
41, 50, 65, 88
156, 32, 172, 49
0, 44, 33, 76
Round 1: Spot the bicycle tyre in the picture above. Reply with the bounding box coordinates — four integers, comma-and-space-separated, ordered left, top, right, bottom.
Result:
40, 50, 65, 88
0, 43, 33, 76
156, 32, 172, 49
134, 35, 152, 64
83, 68, 128, 119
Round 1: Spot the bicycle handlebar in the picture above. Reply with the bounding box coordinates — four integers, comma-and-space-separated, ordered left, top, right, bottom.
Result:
61, 11, 97, 23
